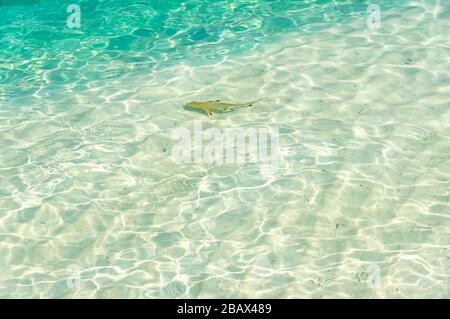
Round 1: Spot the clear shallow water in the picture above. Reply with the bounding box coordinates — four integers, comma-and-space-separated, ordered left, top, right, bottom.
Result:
0, 0, 449, 298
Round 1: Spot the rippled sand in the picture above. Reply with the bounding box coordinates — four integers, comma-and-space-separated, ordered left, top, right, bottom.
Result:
0, 2, 449, 298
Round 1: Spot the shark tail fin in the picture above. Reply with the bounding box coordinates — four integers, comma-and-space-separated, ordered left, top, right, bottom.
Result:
240, 98, 264, 108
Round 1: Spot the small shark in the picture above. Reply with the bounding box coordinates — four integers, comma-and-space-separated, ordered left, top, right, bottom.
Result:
185, 99, 263, 117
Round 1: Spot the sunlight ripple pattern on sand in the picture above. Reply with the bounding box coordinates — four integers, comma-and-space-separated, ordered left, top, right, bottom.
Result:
0, 0, 449, 298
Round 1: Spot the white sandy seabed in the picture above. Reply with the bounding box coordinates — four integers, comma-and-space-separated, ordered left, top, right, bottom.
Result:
1, 2, 449, 298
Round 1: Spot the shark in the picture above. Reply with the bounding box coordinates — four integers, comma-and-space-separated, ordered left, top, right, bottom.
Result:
185, 98, 263, 117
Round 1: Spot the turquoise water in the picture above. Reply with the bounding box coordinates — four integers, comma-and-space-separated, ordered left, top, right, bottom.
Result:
0, 0, 405, 99
0, 0, 449, 298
